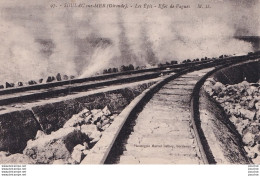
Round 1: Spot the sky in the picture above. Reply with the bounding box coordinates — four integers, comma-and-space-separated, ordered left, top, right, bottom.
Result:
0, 0, 259, 83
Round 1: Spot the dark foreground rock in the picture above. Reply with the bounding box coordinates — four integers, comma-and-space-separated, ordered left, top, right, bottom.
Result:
1, 106, 117, 164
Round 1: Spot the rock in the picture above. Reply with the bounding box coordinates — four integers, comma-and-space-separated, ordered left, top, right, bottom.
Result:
70, 76, 75, 79
212, 82, 224, 94
101, 119, 110, 127
92, 109, 103, 123
238, 81, 250, 89
35, 130, 45, 140
217, 98, 225, 103
101, 124, 110, 131
77, 109, 92, 124
0, 153, 36, 164
101, 115, 107, 121
256, 102, 260, 110
229, 108, 236, 115
242, 118, 250, 126
213, 82, 224, 88
71, 150, 83, 163
247, 150, 257, 159
240, 108, 255, 120
83, 114, 93, 124
83, 142, 89, 150
82, 150, 90, 156
63, 114, 85, 128
248, 99, 256, 109
102, 106, 111, 116
252, 144, 260, 153
250, 83, 260, 87
247, 96, 253, 101
96, 122, 102, 130
91, 109, 102, 115
23, 127, 89, 164
224, 105, 232, 115
218, 92, 225, 98
236, 119, 249, 135
245, 146, 251, 154
81, 125, 101, 144
229, 115, 239, 124
242, 132, 255, 146
74, 144, 85, 151
239, 100, 247, 106
249, 125, 260, 134
110, 114, 117, 120
248, 144, 260, 159
56, 73, 62, 81
71, 145, 84, 163
204, 81, 213, 89
203, 79, 215, 96
79, 108, 91, 117
207, 78, 216, 84
255, 135, 260, 144
204, 87, 214, 96
24, 138, 70, 164
252, 156, 260, 164
63, 109, 91, 128
233, 105, 242, 116
247, 87, 255, 96
256, 110, 260, 120
0, 151, 10, 158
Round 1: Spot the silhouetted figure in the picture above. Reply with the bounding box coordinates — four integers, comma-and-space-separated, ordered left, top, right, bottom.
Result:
56, 73, 62, 81
107, 68, 112, 73
18, 82, 23, 86
6, 82, 14, 88
120, 65, 126, 72
28, 80, 37, 85
112, 68, 118, 73
128, 64, 134, 71
39, 79, 43, 83
63, 75, 69, 80
46, 76, 55, 83
171, 61, 178, 64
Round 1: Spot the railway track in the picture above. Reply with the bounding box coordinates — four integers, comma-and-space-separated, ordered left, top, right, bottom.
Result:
92, 56, 260, 164
0, 69, 184, 107
0, 60, 217, 107
0, 55, 254, 107
104, 68, 214, 164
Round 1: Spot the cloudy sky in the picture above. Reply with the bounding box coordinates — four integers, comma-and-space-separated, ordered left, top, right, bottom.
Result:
0, 0, 259, 83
